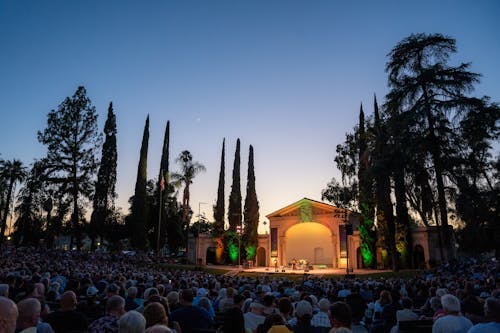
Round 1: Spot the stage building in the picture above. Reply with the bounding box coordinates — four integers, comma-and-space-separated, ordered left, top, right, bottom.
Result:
193, 198, 451, 269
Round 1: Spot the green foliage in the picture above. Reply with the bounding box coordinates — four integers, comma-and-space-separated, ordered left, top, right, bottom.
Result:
0, 159, 26, 243
243, 145, 259, 260
128, 115, 150, 250
90, 102, 117, 249
213, 138, 225, 236
228, 139, 242, 231
37, 86, 101, 249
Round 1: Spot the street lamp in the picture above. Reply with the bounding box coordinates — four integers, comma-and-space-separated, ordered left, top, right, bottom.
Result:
197, 202, 207, 266
236, 223, 243, 268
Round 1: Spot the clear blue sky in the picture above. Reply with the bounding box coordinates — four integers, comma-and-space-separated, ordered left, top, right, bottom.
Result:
1, 1, 499, 232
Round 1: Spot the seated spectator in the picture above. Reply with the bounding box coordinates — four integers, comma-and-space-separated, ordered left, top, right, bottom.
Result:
0, 284, 9, 298
125, 286, 140, 311
45, 291, 88, 333
0, 296, 18, 333
396, 297, 418, 322
293, 300, 323, 333
16, 298, 42, 333
144, 302, 169, 328
170, 288, 213, 332
467, 297, 500, 333
88, 295, 125, 333
119, 311, 146, 333
278, 297, 294, 323
220, 307, 252, 333
329, 301, 352, 332
312, 298, 331, 332
432, 294, 472, 333
244, 302, 266, 333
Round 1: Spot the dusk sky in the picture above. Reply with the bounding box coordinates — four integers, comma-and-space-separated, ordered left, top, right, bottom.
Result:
1, 1, 499, 233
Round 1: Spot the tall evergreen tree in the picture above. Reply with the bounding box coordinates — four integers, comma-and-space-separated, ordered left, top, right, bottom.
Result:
372, 104, 398, 271
228, 139, 242, 232
37, 86, 101, 249
14, 162, 44, 246
243, 145, 259, 261
90, 102, 117, 249
128, 115, 150, 250
213, 138, 225, 236
154, 121, 170, 251
357, 103, 376, 267
385, 33, 482, 259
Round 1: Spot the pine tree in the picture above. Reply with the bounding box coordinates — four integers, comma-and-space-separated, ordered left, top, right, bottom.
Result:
37, 86, 100, 249
90, 102, 117, 249
243, 145, 259, 261
129, 115, 150, 250
357, 103, 376, 268
228, 139, 242, 232
213, 138, 225, 236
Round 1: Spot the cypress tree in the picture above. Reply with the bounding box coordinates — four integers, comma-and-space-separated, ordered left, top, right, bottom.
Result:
228, 138, 242, 232
156, 121, 170, 250
129, 115, 149, 250
90, 102, 117, 249
243, 145, 259, 261
357, 103, 376, 268
213, 138, 225, 236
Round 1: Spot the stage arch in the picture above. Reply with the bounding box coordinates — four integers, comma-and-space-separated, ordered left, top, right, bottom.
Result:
285, 222, 334, 266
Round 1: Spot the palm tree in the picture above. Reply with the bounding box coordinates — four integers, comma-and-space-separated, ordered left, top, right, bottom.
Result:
171, 151, 206, 227
0, 159, 26, 243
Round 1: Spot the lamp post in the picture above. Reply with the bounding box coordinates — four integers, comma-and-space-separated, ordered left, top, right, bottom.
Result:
197, 202, 207, 266
236, 223, 243, 268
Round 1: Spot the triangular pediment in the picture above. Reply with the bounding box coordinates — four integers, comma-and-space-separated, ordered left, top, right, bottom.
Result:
266, 198, 341, 220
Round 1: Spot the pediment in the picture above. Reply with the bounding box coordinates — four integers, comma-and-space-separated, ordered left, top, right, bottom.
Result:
266, 198, 342, 221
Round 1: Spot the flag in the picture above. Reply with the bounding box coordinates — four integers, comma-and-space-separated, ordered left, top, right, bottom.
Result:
160, 174, 165, 191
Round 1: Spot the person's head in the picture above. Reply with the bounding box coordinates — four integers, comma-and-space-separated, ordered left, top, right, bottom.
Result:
107, 283, 120, 297
233, 294, 245, 308
295, 300, 313, 322
180, 289, 194, 305
198, 297, 211, 313
441, 294, 461, 314
0, 296, 18, 333
106, 295, 125, 317
166, 291, 179, 306
427, 296, 439, 312
484, 297, 500, 322
119, 310, 146, 333
16, 298, 41, 330
379, 290, 392, 305
329, 301, 352, 329
278, 297, 293, 316
222, 307, 245, 333
143, 302, 168, 328
127, 286, 138, 299
60, 291, 77, 311
318, 298, 331, 313
145, 325, 172, 333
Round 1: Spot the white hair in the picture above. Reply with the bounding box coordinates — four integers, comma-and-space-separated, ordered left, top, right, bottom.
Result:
441, 294, 461, 313
119, 310, 146, 333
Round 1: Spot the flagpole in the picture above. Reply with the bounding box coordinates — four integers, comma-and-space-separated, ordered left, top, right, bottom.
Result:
157, 170, 163, 255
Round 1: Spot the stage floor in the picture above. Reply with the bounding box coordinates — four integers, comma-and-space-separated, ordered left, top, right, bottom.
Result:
235, 266, 389, 276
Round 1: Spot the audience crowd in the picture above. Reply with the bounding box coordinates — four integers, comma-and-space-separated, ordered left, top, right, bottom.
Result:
0, 247, 499, 333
